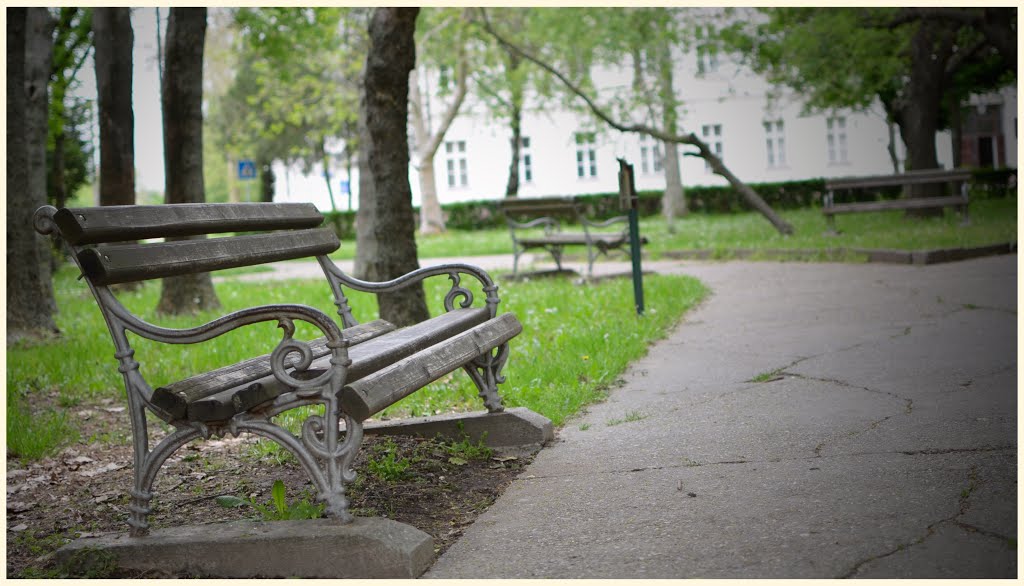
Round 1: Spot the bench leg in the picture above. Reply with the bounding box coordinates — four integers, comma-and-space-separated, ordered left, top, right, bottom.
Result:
546, 245, 564, 272
463, 342, 510, 413
511, 243, 523, 277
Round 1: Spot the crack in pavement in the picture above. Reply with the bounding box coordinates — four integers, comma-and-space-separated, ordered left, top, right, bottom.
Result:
837, 465, 1013, 578
778, 372, 916, 458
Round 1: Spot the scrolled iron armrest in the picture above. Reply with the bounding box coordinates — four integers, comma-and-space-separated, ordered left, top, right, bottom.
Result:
100, 289, 347, 391
581, 215, 628, 229
319, 259, 501, 318
508, 216, 561, 235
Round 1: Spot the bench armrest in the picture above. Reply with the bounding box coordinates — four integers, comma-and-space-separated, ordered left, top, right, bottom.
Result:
580, 215, 628, 229
507, 217, 561, 233
318, 258, 502, 318
98, 287, 347, 392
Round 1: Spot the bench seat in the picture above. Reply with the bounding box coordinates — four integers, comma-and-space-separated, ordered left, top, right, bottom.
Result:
153, 308, 494, 423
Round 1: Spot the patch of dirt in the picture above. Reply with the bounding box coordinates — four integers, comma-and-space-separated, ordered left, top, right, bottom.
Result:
6, 404, 534, 578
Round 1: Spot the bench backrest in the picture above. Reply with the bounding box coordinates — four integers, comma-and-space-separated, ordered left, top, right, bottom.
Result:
499, 196, 583, 221
47, 202, 339, 286
825, 168, 972, 191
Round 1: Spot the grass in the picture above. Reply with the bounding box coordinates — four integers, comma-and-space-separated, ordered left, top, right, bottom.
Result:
6, 263, 707, 458
326, 196, 1016, 261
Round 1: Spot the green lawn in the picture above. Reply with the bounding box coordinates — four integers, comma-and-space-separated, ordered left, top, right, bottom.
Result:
7, 265, 706, 459
329, 196, 1017, 260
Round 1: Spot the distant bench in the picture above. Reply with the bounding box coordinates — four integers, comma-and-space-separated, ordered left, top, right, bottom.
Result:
33, 202, 522, 537
823, 168, 971, 233
499, 196, 647, 277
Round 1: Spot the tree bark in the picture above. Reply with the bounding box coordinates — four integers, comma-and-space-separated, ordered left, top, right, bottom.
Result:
356, 7, 429, 327
93, 8, 135, 206
894, 19, 952, 212
409, 46, 468, 234
657, 43, 686, 232
7, 7, 59, 341
158, 7, 220, 315
504, 50, 524, 197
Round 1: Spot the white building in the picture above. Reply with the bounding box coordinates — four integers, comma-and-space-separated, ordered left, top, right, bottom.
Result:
275, 26, 1017, 212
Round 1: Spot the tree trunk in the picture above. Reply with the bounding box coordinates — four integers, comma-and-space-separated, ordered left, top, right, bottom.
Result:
657, 43, 686, 232
7, 7, 59, 342
895, 20, 951, 212
416, 158, 444, 233
158, 7, 220, 315
356, 7, 429, 327
258, 158, 275, 202
93, 8, 135, 206
504, 51, 524, 197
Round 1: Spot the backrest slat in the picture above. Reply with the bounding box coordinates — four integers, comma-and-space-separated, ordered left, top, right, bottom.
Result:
54, 202, 325, 245
77, 227, 339, 286
500, 197, 581, 219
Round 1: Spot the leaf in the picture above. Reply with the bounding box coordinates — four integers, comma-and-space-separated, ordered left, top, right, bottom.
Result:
491, 455, 518, 463
448, 456, 468, 466
272, 480, 287, 514
215, 495, 248, 509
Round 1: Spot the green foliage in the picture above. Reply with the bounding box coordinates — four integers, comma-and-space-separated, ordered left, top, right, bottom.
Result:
6, 397, 79, 460
47, 7, 95, 205
366, 440, 413, 482
217, 480, 326, 521
442, 426, 493, 462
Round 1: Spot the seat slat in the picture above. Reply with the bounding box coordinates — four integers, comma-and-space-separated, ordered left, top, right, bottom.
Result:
77, 228, 339, 285
54, 202, 325, 245
161, 308, 491, 423
341, 313, 522, 421
825, 196, 967, 215
150, 319, 397, 420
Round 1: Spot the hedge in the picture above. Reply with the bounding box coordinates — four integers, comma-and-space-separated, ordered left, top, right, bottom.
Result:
322, 167, 1015, 234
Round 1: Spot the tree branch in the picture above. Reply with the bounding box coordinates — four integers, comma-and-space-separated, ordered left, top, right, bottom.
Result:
474, 7, 795, 235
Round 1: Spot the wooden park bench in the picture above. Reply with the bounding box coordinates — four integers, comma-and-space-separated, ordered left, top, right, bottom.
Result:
499, 196, 647, 277
823, 168, 972, 233
32, 202, 522, 537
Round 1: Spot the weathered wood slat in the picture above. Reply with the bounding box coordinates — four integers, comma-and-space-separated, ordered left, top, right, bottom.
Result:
825, 169, 971, 191
77, 228, 339, 285
824, 196, 968, 215
151, 319, 397, 421
175, 308, 491, 423
341, 313, 523, 421
54, 202, 325, 245
519, 234, 628, 247
500, 197, 580, 217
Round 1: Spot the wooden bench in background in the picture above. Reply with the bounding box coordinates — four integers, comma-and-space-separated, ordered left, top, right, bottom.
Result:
499, 196, 648, 277
823, 168, 972, 233
33, 202, 522, 537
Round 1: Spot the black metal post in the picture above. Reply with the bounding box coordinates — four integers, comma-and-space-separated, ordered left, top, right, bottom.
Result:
617, 158, 644, 315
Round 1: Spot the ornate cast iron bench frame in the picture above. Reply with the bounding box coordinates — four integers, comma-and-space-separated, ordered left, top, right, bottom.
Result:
34, 202, 521, 537
499, 196, 647, 278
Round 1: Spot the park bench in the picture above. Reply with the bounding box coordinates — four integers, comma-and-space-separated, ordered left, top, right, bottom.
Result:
499, 196, 647, 277
823, 168, 972, 233
33, 202, 522, 537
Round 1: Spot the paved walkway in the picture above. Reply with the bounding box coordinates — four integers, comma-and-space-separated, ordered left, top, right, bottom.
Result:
258, 253, 1017, 578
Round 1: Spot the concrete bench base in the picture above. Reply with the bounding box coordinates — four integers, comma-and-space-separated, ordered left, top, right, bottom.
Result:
363, 407, 554, 453
54, 517, 434, 579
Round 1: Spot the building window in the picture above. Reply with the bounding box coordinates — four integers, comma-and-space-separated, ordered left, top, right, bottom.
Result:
520, 136, 533, 184
764, 119, 786, 168
444, 140, 467, 188
696, 26, 719, 74
575, 132, 597, 179
826, 116, 848, 164
639, 134, 663, 175
701, 123, 723, 172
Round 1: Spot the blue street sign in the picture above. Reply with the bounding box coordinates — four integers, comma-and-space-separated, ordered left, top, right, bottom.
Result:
339, 180, 350, 194
237, 160, 257, 180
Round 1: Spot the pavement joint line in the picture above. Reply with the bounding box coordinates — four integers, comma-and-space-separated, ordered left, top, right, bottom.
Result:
514, 446, 1017, 481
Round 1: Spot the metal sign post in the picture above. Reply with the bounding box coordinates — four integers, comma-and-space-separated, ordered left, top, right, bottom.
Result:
617, 158, 644, 316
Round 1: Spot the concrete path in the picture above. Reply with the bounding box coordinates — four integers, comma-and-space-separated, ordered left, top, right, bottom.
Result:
425, 254, 1018, 579
252, 253, 1017, 578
